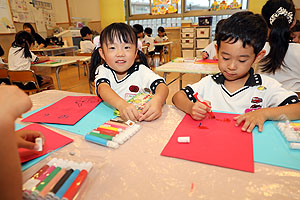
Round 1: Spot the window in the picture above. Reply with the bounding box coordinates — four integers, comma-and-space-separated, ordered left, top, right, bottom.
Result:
130, 0, 151, 15
185, 0, 247, 11
186, 0, 209, 11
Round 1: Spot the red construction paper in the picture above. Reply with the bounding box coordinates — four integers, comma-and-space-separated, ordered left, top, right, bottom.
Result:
194, 59, 218, 64
161, 113, 254, 173
18, 124, 73, 163
22, 96, 101, 125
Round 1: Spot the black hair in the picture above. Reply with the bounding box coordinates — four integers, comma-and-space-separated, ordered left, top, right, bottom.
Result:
216, 11, 267, 56
100, 23, 137, 47
144, 27, 152, 35
261, 0, 295, 73
0, 44, 4, 57
214, 19, 226, 40
291, 20, 300, 32
133, 24, 144, 34
23, 23, 36, 35
80, 26, 92, 37
158, 27, 165, 33
12, 31, 35, 59
89, 47, 103, 82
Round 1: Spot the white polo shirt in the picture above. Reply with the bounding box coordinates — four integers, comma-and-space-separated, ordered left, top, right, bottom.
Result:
80, 40, 95, 53
94, 63, 165, 101
259, 42, 300, 92
8, 46, 38, 70
144, 35, 155, 52
154, 35, 168, 43
182, 68, 299, 114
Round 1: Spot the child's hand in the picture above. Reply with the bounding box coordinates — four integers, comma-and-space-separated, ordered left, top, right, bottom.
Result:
16, 130, 45, 150
139, 97, 163, 121
234, 109, 267, 132
189, 101, 211, 120
118, 102, 141, 122
202, 51, 209, 59
213, 56, 218, 60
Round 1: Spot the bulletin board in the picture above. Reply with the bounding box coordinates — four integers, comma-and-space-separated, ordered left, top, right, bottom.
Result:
0, 0, 16, 33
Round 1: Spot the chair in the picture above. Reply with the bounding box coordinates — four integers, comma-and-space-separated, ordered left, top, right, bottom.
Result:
76, 52, 92, 77
0, 67, 10, 85
7, 70, 53, 95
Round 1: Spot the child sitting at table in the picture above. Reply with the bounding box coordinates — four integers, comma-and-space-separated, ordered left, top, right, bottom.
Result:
144, 27, 155, 57
80, 26, 96, 53
154, 26, 169, 64
291, 20, 300, 43
172, 11, 300, 133
92, 23, 169, 122
8, 31, 54, 90
202, 19, 226, 60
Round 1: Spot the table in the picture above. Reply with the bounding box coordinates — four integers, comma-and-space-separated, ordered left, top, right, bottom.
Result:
155, 61, 220, 89
21, 90, 300, 200
32, 56, 90, 90
31, 46, 78, 56
154, 41, 173, 63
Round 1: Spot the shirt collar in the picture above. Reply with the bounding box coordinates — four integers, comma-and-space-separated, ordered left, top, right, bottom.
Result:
212, 68, 262, 86
103, 62, 139, 76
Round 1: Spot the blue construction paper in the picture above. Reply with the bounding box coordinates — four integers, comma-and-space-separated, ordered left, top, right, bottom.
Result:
22, 101, 115, 136
253, 121, 300, 171
15, 123, 25, 130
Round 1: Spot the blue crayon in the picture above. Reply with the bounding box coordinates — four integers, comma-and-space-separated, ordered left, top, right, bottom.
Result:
54, 169, 80, 199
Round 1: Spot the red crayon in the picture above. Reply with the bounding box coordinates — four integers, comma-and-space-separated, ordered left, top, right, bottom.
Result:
96, 127, 119, 136
61, 170, 88, 200
193, 92, 215, 119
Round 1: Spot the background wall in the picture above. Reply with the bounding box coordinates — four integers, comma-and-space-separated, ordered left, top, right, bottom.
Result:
99, 0, 125, 29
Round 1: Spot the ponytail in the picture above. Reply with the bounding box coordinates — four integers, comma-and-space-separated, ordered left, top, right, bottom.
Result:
89, 47, 103, 82
23, 41, 32, 59
261, 16, 290, 73
12, 31, 34, 59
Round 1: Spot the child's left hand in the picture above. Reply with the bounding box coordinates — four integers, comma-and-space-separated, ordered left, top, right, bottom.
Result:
234, 109, 268, 133
139, 96, 163, 122
16, 130, 45, 150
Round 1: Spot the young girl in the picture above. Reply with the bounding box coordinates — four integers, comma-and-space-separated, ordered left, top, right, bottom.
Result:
154, 26, 169, 64
92, 23, 169, 122
291, 20, 300, 43
23, 23, 47, 49
8, 31, 54, 90
260, 0, 300, 94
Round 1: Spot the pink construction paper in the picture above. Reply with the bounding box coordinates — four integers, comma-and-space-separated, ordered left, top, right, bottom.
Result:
161, 113, 254, 173
194, 59, 218, 64
18, 124, 73, 163
22, 96, 101, 125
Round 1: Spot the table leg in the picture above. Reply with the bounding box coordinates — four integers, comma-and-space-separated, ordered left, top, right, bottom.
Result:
163, 72, 167, 81
179, 73, 183, 89
55, 66, 62, 90
169, 44, 172, 61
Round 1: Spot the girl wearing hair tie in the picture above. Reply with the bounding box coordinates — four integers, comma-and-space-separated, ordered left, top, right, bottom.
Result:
259, 0, 300, 97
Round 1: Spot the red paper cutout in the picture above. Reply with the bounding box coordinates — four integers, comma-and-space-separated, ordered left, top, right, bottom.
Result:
18, 124, 73, 163
22, 96, 101, 125
161, 113, 254, 173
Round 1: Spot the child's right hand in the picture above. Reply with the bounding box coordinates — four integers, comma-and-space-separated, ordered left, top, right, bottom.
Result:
202, 51, 209, 59
189, 101, 212, 120
118, 102, 141, 122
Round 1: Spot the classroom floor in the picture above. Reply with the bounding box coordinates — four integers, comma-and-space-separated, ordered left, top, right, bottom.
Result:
47, 64, 202, 105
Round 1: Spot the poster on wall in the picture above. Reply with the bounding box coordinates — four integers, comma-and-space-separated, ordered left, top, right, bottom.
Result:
152, 0, 179, 15
0, 0, 16, 33
10, 0, 35, 22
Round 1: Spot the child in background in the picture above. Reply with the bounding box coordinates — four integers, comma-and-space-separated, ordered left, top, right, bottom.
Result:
154, 26, 169, 64
92, 23, 169, 122
144, 27, 155, 56
80, 26, 96, 53
291, 20, 300, 43
133, 24, 144, 51
0, 85, 45, 200
8, 31, 54, 90
260, 0, 300, 93
172, 11, 300, 133
202, 19, 226, 60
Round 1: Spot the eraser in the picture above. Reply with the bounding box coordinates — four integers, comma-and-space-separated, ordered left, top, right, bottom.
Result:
35, 137, 43, 151
177, 136, 190, 143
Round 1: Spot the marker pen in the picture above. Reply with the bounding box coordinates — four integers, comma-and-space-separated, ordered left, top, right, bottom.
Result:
98, 125, 122, 132
62, 162, 93, 200
193, 92, 215, 118
54, 165, 81, 199
84, 134, 119, 148
23, 158, 57, 191
35, 166, 62, 192
38, 167, 66, 198
107, 120, 129, 128
94, 128, 119, 137
103, 122, 127, 130
89, 131, 113, 140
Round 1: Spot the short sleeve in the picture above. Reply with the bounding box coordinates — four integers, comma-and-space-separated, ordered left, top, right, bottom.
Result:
30, 51, 38, 62
140, 65, 165, 94
181, 76, 212, 102
94, 65, 111, 98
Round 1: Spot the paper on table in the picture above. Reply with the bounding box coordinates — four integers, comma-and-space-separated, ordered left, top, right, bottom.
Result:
18, 124, 73, 163
22, 96, 101, 125
161, 113, 254, 173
